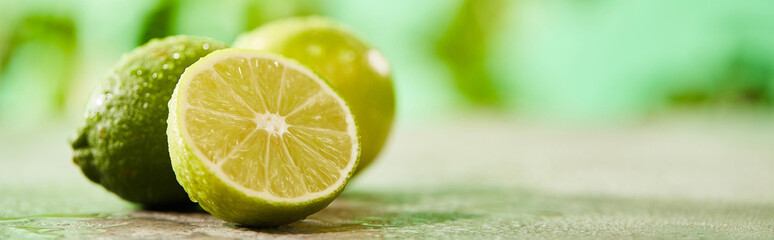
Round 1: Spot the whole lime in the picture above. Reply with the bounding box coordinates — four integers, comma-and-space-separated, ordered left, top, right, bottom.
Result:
233, 16, 395, 175
69, 36, 227, 206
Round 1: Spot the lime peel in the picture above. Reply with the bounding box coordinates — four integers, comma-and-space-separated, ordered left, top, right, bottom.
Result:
70, 36, 227, 206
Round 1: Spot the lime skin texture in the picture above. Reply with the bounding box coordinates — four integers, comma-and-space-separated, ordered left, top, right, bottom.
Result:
70, 36, 227, 207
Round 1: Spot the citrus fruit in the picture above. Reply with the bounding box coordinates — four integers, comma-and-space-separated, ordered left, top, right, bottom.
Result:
233, 16, 393, 175
167, 49, 360, 226
69, 36, 227, 206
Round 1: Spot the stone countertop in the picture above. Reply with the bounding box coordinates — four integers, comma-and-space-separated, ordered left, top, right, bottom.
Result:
2, 115, 774, 239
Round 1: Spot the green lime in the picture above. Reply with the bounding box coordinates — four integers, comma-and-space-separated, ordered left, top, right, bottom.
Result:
167, 49, 360, 226
233, 16, 394, 175
69, 36, 227, 206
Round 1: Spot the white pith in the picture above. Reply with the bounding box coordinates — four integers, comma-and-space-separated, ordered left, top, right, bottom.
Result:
254, 112, 289, 136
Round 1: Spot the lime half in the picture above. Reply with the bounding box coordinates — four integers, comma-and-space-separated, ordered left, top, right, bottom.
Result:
167, 49, 359, 226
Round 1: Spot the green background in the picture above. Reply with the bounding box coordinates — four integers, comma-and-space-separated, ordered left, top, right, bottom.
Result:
3, 0, 774, 126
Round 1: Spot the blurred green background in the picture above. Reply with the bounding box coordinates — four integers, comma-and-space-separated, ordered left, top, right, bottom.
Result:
2, 0, 774, 129
2, 1, 774, 238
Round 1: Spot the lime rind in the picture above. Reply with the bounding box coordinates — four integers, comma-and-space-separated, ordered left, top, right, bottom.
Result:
233, 16, 345, 51
70, 36, 227, 206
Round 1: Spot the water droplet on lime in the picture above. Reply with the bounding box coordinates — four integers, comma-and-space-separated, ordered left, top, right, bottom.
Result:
307, 44, 323, 56
341, 50, 356, 62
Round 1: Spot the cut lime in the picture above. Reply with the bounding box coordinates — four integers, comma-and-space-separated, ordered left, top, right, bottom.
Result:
167, 49, 359, 226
